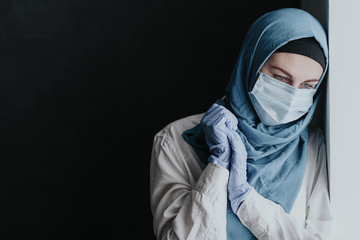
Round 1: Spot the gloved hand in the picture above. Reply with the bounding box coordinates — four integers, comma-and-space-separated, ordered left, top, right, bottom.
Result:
227, 129, 251, 214
201, 103, 238, 170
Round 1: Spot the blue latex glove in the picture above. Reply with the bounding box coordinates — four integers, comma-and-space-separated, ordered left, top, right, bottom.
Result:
201, 103, 238, 169
227, 129, 251, 214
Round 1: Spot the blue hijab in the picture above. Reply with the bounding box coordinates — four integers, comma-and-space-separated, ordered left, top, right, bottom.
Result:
182, 8, 328, 239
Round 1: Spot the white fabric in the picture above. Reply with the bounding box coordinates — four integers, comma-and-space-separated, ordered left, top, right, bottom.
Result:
150, 113, 332, 240
249, 72, 316, 126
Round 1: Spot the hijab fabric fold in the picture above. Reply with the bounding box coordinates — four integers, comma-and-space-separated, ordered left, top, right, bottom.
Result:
182, 8, 328, 239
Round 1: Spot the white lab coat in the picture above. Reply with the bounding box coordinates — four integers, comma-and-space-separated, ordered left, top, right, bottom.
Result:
150, 113, 332, 240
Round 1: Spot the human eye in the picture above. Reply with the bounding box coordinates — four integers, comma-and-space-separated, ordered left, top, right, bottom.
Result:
274, 74, 288, 82
300, 83, 315, 89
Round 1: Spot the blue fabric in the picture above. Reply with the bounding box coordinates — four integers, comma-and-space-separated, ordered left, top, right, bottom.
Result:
182, 8, 328, 239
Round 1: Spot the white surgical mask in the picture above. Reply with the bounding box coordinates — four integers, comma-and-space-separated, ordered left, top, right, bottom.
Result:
249, 72, 316, 126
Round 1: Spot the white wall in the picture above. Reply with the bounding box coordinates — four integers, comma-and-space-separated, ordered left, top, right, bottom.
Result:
328, 0, 360, 239
302, 0, 360, 239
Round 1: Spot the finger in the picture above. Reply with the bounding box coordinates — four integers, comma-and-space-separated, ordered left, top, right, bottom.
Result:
209, 106, 236, 128
202, 104, 223, 126
202, 105, 238, 134
204, 103, 221, 117
208, 105, 238, 131
226, 129, 247, 156
202, 105, 227, 127
224, 111, 238, 130
206, 113, 228, 143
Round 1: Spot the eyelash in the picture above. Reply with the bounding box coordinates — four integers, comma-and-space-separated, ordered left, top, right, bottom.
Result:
274, 74, 289, 82
273, 74, 315, 89
301, 83, 314, 89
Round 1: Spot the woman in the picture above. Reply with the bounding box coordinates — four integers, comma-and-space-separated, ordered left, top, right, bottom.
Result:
150, 8, 332, 240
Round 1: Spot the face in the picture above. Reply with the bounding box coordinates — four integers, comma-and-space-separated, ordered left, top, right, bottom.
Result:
259, 52, 324, 89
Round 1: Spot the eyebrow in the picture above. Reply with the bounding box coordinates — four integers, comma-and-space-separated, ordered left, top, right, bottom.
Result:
270, 65, 320, 82
270, 65, 293, 78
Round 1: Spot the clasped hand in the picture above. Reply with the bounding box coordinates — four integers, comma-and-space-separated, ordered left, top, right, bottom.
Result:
201, 103, 251, 213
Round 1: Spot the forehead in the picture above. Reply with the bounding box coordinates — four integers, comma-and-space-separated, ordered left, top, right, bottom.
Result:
265, 52, 323, 80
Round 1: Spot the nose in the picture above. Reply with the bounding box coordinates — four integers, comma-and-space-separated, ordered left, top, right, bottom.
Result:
288, 80, 302, 89
290, 82, 299, 88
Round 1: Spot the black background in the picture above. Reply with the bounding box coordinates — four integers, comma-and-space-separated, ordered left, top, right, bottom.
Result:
0, 0, 301, 239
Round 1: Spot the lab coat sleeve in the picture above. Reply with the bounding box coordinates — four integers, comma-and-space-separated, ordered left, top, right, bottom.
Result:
150, 130, 229, 240
236, 130, 332, 240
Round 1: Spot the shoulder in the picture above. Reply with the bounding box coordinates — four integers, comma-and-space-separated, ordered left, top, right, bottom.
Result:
152, 113, 205, 161
154, 113, 204, 142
